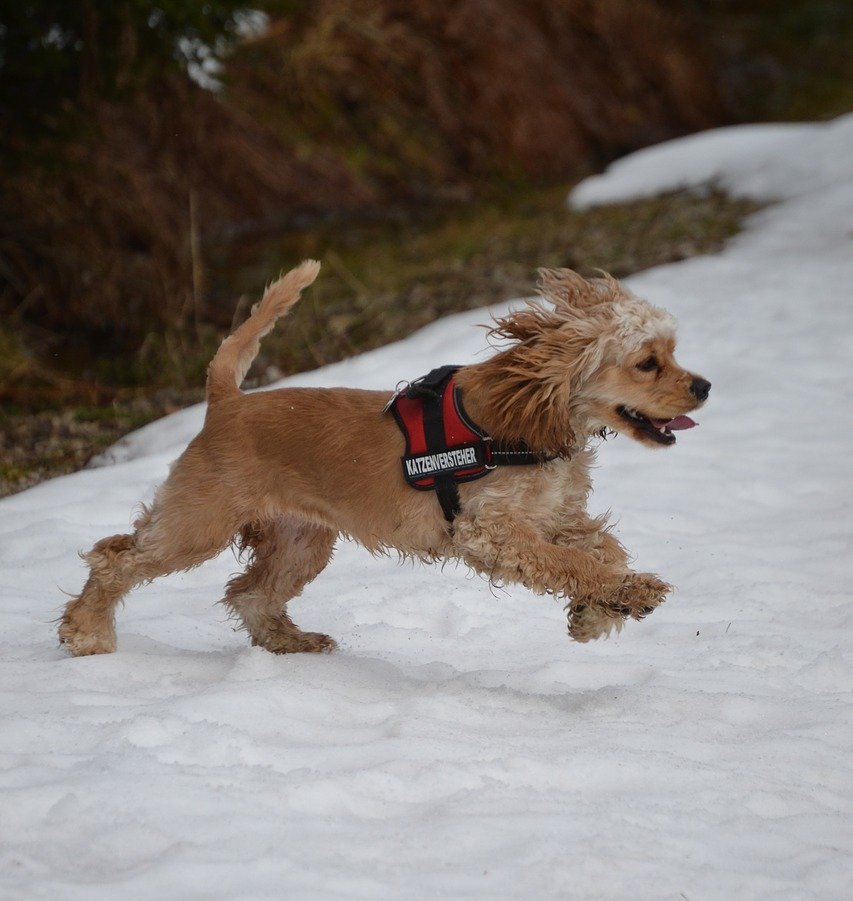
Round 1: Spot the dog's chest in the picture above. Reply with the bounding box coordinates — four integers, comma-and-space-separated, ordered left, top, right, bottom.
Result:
465, 450, 594, 529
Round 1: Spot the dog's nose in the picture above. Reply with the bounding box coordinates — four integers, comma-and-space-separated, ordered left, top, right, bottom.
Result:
690, 377, 711, 402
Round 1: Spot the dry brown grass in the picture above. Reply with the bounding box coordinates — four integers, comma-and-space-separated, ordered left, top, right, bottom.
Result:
0, 184, 759, 498
1, 0, 722, 373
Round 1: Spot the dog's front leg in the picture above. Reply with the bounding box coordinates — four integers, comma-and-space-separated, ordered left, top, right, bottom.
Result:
549, 514, 670, 640
453, 514, 669, 642
453, 513, 622, 598
550, 513, 630, 569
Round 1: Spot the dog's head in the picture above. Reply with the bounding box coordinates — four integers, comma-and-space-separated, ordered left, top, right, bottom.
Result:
485, 268, 710, 452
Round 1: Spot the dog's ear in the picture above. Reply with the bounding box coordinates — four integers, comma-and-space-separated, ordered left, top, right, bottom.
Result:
536, 268, 621, 310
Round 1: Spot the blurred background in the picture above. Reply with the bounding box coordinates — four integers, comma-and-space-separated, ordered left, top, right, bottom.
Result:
1, 0, 851, 494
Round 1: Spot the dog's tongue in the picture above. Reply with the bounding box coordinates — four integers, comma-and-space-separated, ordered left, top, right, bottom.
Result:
652, 415, 697, 431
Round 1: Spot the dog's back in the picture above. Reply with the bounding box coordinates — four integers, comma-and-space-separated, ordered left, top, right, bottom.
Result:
197, 385, 450, 554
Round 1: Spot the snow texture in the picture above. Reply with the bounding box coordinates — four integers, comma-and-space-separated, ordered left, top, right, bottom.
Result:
569, 114, 853, 208
2, 116, 852, 900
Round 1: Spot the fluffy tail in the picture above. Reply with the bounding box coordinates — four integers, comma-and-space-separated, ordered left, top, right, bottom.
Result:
206, 260, 321, 403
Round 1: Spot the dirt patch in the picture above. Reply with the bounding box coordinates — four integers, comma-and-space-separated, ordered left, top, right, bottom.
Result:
0, 390, 202, 497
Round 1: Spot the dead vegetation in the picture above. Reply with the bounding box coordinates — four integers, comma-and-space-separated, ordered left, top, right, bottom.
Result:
0, 0, 722, 387
4, 0, 847, 496
0, 184, 759, 497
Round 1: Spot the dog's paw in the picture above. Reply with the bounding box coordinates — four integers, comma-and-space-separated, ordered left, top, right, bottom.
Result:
58, 619, 117, 656
605, 572, 670, 620
296, 631, 338, 654
252, 630, 338, 655
567, 602, 624, 642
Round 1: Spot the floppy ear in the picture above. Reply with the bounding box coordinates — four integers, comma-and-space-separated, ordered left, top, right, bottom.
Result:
536, 267, 623, 310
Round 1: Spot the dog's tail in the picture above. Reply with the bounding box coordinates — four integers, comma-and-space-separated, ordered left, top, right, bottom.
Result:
206, 260, 321, 404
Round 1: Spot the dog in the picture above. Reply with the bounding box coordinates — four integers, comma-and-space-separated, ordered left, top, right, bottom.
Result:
59, 261, 710, 656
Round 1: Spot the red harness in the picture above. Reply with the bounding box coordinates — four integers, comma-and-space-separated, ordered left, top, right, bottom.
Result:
388, 366, 549, 523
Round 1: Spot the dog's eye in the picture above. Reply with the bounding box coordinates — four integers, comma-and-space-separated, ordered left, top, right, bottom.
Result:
636, 356, 659, 372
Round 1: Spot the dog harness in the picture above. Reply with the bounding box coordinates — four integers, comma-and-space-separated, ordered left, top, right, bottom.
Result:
387, 365, 550, 524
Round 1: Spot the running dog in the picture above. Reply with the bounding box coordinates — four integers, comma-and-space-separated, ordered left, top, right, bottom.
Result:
59, 261, 710, 655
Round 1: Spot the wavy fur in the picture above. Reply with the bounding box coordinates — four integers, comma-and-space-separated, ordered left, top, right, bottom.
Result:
60, 264, 708, 657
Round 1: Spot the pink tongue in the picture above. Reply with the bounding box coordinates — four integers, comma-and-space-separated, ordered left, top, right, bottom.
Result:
652, 415, 697, 431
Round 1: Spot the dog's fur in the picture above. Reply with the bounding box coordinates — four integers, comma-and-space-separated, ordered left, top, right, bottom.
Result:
59, 261, 709, 656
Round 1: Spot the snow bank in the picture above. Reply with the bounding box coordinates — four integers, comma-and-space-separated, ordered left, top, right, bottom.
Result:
569, 113, 853, 207
2, 116, 852, 900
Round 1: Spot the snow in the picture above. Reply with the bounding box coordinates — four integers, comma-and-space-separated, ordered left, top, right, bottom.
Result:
569, 113, 853, 208
2, 116, 853, 899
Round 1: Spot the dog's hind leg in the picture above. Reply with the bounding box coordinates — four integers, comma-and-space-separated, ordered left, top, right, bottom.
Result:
59, 460, 244, 656
223, 515, 337, 654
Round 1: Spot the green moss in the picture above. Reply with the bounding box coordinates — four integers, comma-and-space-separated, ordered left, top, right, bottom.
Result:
0, 462, 29, 482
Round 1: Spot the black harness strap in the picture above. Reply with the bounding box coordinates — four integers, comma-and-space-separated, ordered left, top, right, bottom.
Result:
406, 367, 463, 522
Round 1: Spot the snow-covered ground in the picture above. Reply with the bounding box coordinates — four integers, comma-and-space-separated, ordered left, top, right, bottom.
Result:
2, 115, 852, 900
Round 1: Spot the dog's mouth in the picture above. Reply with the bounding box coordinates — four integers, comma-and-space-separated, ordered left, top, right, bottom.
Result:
616, 405, 697, 446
